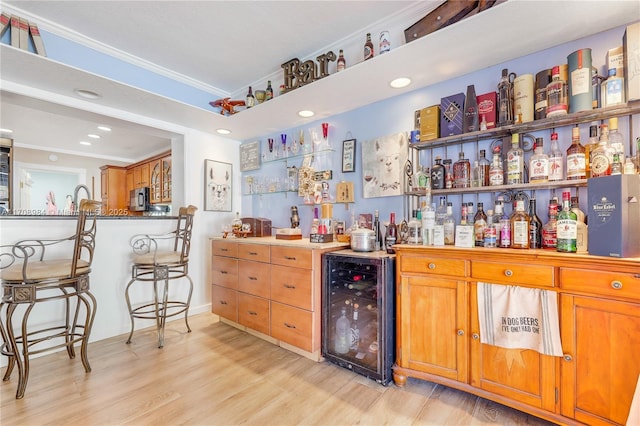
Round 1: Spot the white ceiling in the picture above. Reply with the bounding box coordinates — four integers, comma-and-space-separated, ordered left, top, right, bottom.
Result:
0, 0, 425, 162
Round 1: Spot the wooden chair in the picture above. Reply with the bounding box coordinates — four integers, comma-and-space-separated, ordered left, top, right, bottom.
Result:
124, 205, 197, 348
0, 199, 101, 399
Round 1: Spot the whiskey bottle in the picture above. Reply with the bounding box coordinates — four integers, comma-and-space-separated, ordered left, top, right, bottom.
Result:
337, 49, 346, 72
443, 202, 456, 245
497, 68, 515, 126
245, 86, 256, 108
571, 196, 588, 253
506, 133, 524, 184
566, 126, 586, 180
534, 69, 551, 120
601, 68, 625, 107
463, 84, 479, 133
430, 157, 446, 189
529, 137, 549, 183
590, 123, 614, 177
546, 65, 569, 117
489, 149, 504, 186
542, 198, 559, 249
510, 199, 530, 249
474, 202, 487, 247
364, 33, 374, 61
443, 159, 454, 189
453, 152, 471, 188
528, 198, 543, 249
385, 212, 397, 254
556, 191, 577, 253
265, 81, 274, 101
548, 132, 564, 181
584, 124, 598, 178
477, 149, 490, 187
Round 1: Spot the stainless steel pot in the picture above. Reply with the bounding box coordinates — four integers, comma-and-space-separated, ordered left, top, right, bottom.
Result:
350, 227, 376, 252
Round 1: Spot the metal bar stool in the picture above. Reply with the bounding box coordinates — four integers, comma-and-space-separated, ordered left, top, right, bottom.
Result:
0, 199, 101, 399
124, 205, 197, 348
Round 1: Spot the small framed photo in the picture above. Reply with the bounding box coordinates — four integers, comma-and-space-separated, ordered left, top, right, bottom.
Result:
342, 138, 356, 173
204, 159, 232, 211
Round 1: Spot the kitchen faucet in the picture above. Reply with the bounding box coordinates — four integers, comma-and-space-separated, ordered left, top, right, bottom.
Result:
73, 184, 92, 211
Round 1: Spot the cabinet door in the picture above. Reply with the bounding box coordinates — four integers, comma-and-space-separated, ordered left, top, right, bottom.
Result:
100, 169, 108, 200
238, 293, 269, 335
397, 274, 468, 382
238, 260, 270, 298
211, 255, 238, 289
161, 156, 171, 202
211, 284, 237, 322
149, 160, 161, 203
560, 295, 640, 425
469, 282, 558, 412
125, 169, 134, 196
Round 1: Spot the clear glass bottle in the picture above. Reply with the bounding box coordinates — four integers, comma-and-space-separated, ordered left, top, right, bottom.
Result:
385, 212, 397, 254
528, 198, 543, 249
407, 209, 422, 245
601, 68, 625, 107
591, 123, 614, 177
548, 131, 564, 181
232, 211, 243, 233
431, 157, 446, 189
571, 196, 588, 253
506, 133, 524, 184
542, 198, 559, 249
350, 304, 360, 351
529, 137, 549, 183
584, 124, 598, 178
471, 160, 480, 187
566, 126, 586, 180
435, 196, 447, 223
421, 196, 435, 246
611, 153, 623, 175
474, 202, 487, 247
443, 159, 454, 189
489, 149, 504, 186
546, 65, 569, 117
334, 306, 350, 354
265, 80, 274, 101
364, 33, 374, 60
608, 117, 625, 158
510, 199, 530, 249
337, 49, 346, 72
478, 149, 490, 187
443, 202, 456, 245
245, 86, 255, 108
466, 202, 475, 225
624, 157, 637, 174
453, 151, 471, 188
498, 201, 511, 248
484, 209, 497, 248
557, 191, 577, 253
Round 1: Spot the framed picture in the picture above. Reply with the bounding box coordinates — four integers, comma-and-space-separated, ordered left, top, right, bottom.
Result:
204, 159, 232, 211
342, 138, 356, 173
361, 132, 408, 198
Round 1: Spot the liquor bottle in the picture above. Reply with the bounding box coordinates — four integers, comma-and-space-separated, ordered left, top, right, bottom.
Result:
232, 212, 243, 233
601, 68, 625, 107
484, 209, 497, 248
421, 197, 435, 246
571, 196, 588, 253
510, 199, 530, 249
311, 207, 320, 234
546, 65, 569, 117
528, 198, 543, 249
624, 157, 637, 174
474, 202, 487, 247
529, 137, 549, 182
557, 191, 577, 253
431, 157, 446, 189
471, 160, 480, 187
245, 86, 255, 108
466, 202, 475, 225
489, 149, 504, 186
460, 203, 468, 226
566, 126, 586, 180
507, 133, 524, 184
418, 166, 430, 189
477, 149, 490, 187
542, 198, 559, 249
463, 84, 479, 133
498, 201, 511, 248
443, 159, 454, 189
443, 202, 456, 245
608, 117, 625, 158
534, 69, 551, 120
408, 209, 422, 245
385, 212, 397, 254
453, 151, 471, 188
497, 68, 515, 126
435, 196, 447, 223
591, 123, 614, 177
584, 124, 598, 178
611, 153, 623, 175
335, 306, 351, 354
413, 166, 425, 190
337, 49, 346, 72
364, 33, 374, 60
265, 81, 274, 101
373, 209, 382, 251
350, 304, 360, 352
548, 131, 564, 181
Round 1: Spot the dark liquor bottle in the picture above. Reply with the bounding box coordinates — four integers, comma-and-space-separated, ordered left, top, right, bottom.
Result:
245, 86, 255, 108
385, 212, 397, 254
337, 49, 346, 72
364, 33, 374, 61
473, 202, 487, 247
463, 84, 479, 133
373, 209, 382, 251
497, 68, 515, 126
528, 198, 543, 248
265, 80, 274, 101
430, 157, 446, 189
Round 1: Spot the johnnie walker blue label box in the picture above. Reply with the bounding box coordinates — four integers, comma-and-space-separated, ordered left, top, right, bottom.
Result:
440, 93, 465, 137
587, 174, 640, 258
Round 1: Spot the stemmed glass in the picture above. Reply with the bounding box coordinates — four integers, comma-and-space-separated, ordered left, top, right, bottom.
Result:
281, 133, 287, 158
268, 138, 274, 160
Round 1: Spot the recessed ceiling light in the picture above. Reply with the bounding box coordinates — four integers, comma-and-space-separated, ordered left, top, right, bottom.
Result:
389, 77, 411, 88
0, 128, 13, 133
48, 154, 58, 162
298, 110, 315, 118
87, 134, 101, 139
216, 128, 231, 135
97, 126, 111, 132
79, 141, 92, 146
74, 89, 102, 99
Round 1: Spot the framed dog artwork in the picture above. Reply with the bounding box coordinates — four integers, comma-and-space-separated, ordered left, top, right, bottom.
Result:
205, 159, 232, 211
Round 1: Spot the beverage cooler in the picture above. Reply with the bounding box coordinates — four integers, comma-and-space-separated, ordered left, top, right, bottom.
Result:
322, 250, 395, 385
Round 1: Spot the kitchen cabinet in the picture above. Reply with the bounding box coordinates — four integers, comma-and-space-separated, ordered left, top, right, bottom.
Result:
150, 155, 172, 204
99, 165, 127, 215
210, 237, 347, 360
132, 162, 150, 188
394, 245, 640, 425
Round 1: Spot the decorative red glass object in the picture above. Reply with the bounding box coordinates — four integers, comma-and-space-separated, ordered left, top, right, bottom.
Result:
322, 122, 329, 139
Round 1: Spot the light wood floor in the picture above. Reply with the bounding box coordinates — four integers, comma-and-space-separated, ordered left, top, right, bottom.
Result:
1, 313, 555, 425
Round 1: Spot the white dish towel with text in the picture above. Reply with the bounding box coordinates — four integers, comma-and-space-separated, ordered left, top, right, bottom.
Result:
477, 282, 563, 357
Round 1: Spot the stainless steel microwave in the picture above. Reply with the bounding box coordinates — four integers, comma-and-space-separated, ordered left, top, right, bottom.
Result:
129, 187, 150, 212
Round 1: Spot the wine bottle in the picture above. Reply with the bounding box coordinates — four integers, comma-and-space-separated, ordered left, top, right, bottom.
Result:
334, 306, 350, 354
463, 84, 479, 133
385, 212, 397, 254
245, 86, 255, 108
364, 33, 374, 61
529, 198, 543, 249
265, 81, 274, 101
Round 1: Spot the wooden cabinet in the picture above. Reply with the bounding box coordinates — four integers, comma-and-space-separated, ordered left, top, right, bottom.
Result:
394, 245, 640, 425
99, 165, 127, 215
150, 155, 171, 204
209, 237, 347, 360
132, 162, 150, 188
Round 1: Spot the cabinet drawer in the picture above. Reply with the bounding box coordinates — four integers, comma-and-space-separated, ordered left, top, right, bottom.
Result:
212, 239, 238, 258
401, 255, 467, 277
211, 256, 238, 289
471, 261, 554, 287
271, 302, 313, 352
238, 293, 270, 336
238, 243, 270, 263
211, 285, 237, 322
270, 264, 312, 310
560, 268, 640, 300
238, 260, 270, 298
271, 246, 312, 269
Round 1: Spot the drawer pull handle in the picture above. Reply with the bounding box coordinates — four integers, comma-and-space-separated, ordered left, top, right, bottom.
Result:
220, 301, 228, 305
563, 354, 573, 362
249, 251, 258, 255
284, 284, 296, 289
248, 311, 257, 316
504, 269, 513, 277
220, 271, 228, 275
284, 322, 296, 329
472, 333, 479, 340
220, 248, 228, 252
611, 280, 623, 290
249, 276, 258, 281
634, 274, 640, 279
284, 256, 296, 260
457, 329, 464, 336
428, 263, 436, 270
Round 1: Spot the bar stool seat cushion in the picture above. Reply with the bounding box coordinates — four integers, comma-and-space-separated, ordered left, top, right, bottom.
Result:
132, 251, 186, 266
0, 259, 90, 282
